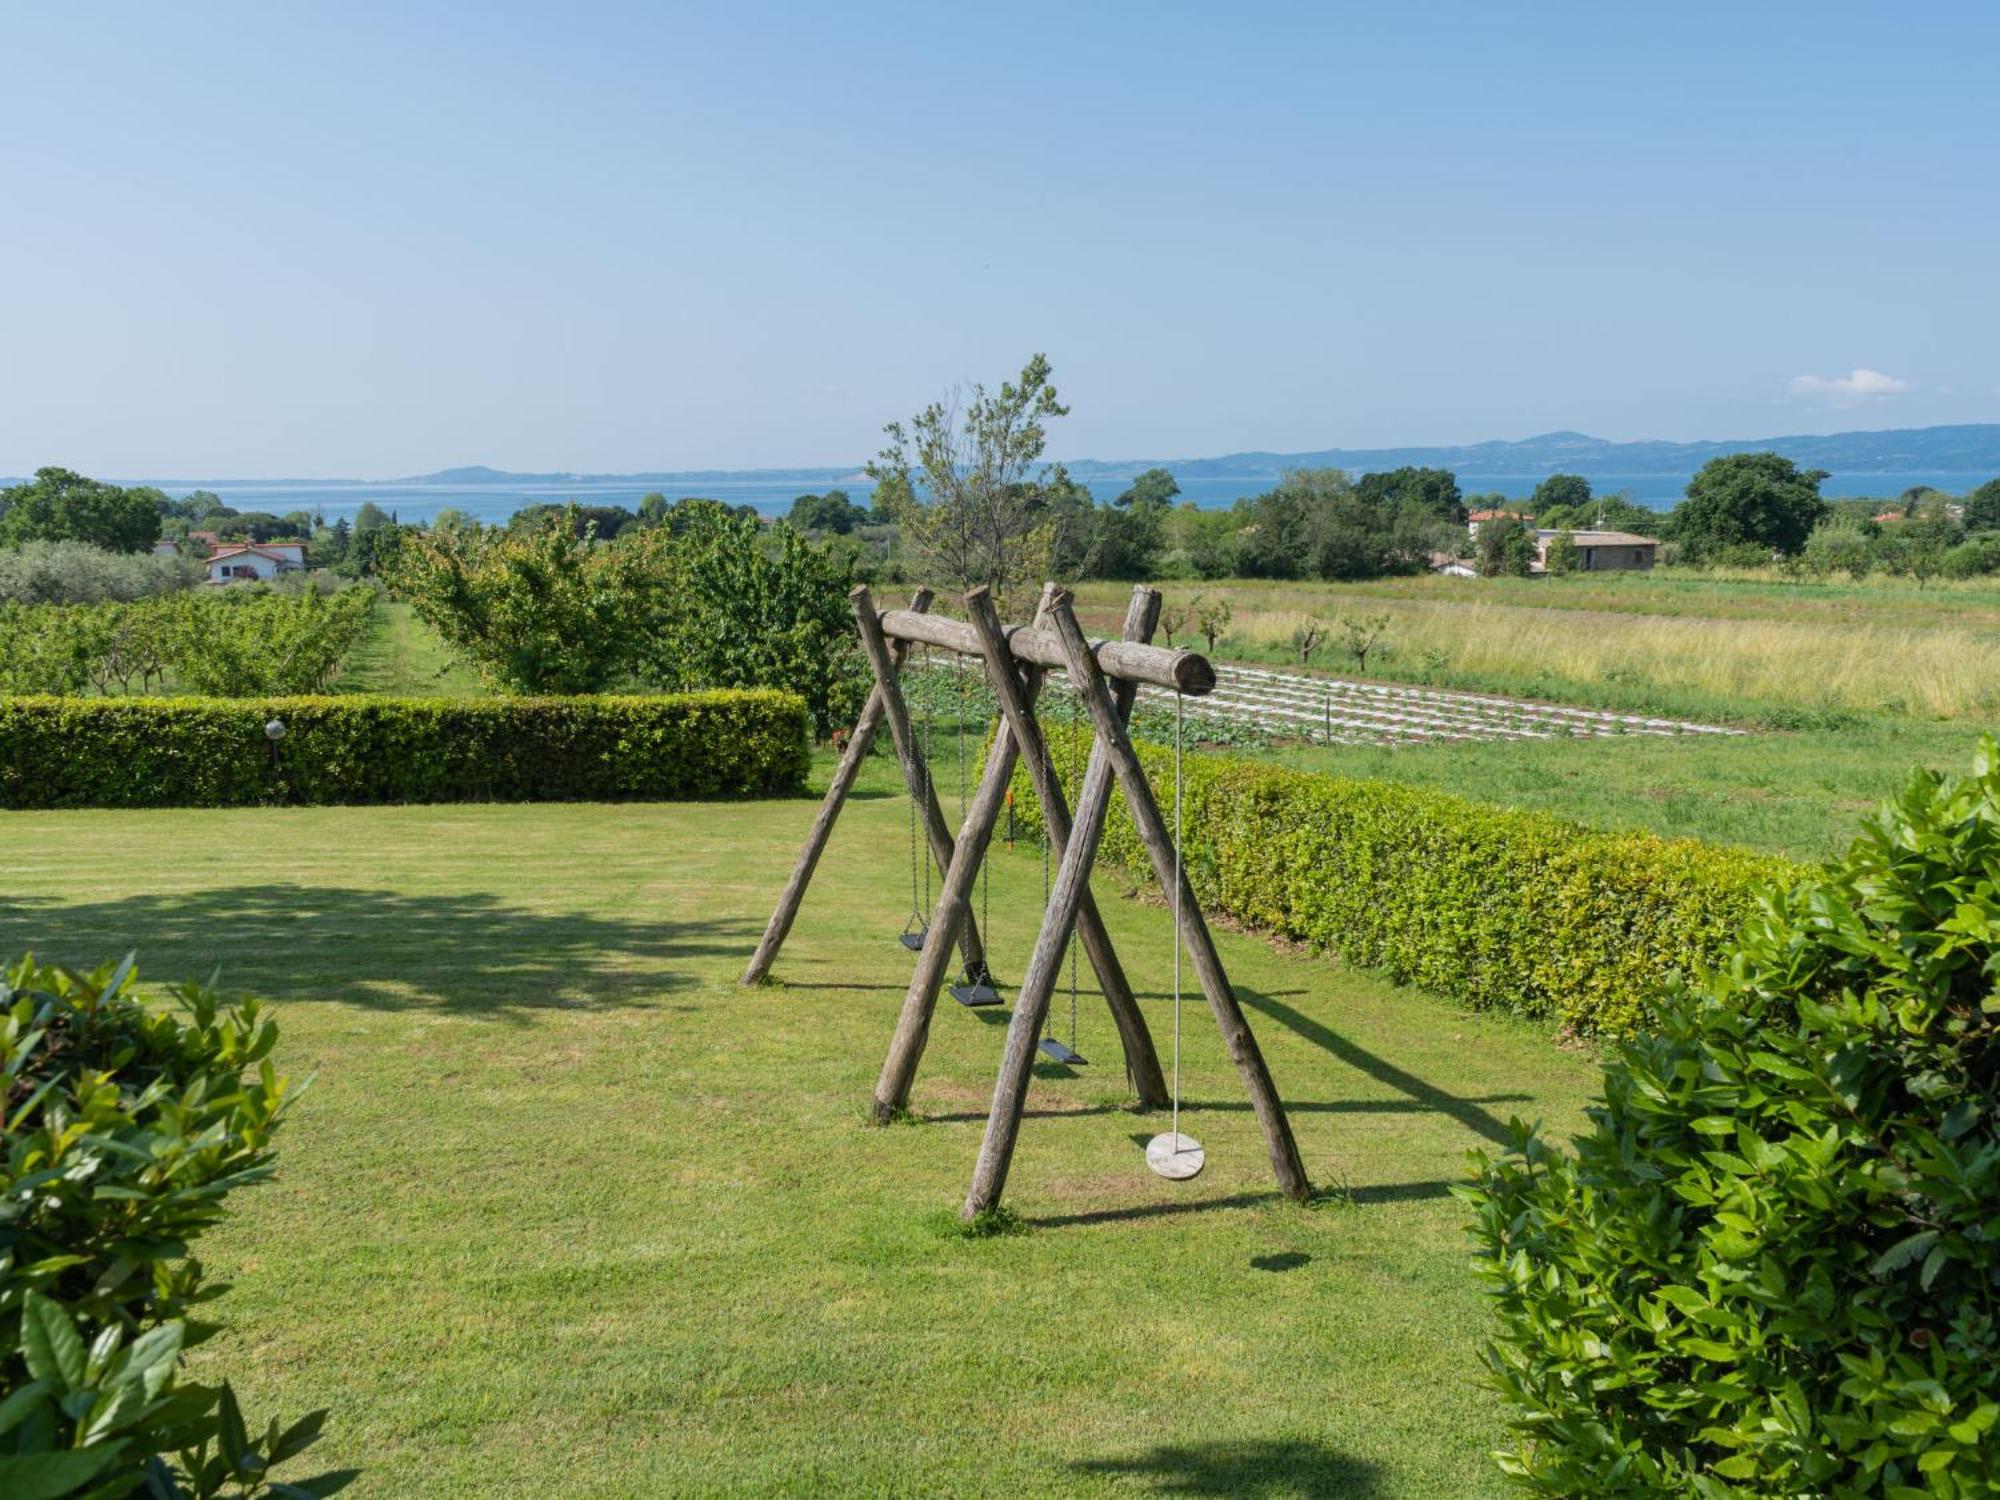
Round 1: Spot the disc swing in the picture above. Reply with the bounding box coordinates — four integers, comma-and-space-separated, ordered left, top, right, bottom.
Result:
1145, 687, 1202, 1180
1036, 687, 1087, 1068
948, 650, 1004, 1007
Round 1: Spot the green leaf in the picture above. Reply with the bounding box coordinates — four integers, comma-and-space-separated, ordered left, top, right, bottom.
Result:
0, 1378, 53, 1436
216, 1382, 248, 1470
1871, 1230, 1940, 1279
1682, 1338, 1742, 1362
0, 1449, 124, 1500
21, 1292, 87, 1391
1919, 1243, 1949, 1292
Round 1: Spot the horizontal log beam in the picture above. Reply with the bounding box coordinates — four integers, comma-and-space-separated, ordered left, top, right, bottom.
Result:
873, 601, 1216, 697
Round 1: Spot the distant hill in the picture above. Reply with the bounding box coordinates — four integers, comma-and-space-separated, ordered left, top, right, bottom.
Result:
398, 423, 2000, 489
1060, 423, 2000, 482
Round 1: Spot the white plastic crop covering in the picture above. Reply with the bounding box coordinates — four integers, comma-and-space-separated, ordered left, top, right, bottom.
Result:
1132, 664, 1739, 749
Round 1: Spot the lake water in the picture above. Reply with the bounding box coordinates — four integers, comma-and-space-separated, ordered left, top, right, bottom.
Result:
140, 470, 1994, 527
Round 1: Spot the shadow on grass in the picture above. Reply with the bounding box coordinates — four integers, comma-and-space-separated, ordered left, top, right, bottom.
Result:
1074, 1438, 1385, 1497
920, 1092, 1528, 1126
0, 884, 755, 1020
1028, 1177, 1458, 1230
1238, 987, 1521, 1148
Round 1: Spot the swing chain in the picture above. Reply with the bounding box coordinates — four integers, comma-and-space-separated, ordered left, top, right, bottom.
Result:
919, 646, 933, 915
1066, 681, 1080, 1051
1172, 687, 1184, 1143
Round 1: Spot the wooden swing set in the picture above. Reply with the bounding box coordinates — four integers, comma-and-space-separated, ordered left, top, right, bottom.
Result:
742, 581, 1309, 1219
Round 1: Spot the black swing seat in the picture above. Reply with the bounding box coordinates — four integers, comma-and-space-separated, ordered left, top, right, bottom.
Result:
899, 930, 927, 952
1037, 1038, 1087, 1066
950, 963, 1004, 1007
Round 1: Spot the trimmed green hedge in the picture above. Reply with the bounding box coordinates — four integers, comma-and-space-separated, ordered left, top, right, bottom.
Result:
0, 690, 809, 809
1008, 728, 1797, 1034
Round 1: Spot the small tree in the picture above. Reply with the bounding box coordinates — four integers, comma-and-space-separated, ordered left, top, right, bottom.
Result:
1963, 477, 2000, 533
1879, 512, 1960, 588
1543, 529, 1581, 576
1803, 518, 1875, 580
390, 508, 645, 693
1334, 611, 1389, 672
1477, 515, 1538, 577
1158, 594, 1196, 648
866, 353, 1067, 614
1194, 595, 1233, 654
1290, 614, 1327, 666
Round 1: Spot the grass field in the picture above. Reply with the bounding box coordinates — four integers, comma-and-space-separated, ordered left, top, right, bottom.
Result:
0, 751, 1601, 1497
1075, 573, 2000, 725
1067, 574, 1995, 861
336, 598, 484, 697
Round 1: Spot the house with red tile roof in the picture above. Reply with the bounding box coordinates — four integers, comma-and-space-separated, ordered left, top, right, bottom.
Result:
206, 540, 307, 585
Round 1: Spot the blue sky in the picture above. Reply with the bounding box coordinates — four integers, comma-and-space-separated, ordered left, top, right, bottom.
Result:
3, 1, 1996, 476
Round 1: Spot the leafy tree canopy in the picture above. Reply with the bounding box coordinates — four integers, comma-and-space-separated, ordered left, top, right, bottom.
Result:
1115, 467, 1181, 511
0, 467, 163, 553
1237, 468, 1445, 582
1476, 514, 1538, 577
787, 489, 869, 535
1672, 451, 1829, 558
1528, 472, 1592, 512
1963, 476, 2000, 532
1535, 491, 1660, 535
1355, 465, 1464, 524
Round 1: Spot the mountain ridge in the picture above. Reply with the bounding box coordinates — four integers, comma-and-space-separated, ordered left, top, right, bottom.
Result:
392, 422, 2000, 487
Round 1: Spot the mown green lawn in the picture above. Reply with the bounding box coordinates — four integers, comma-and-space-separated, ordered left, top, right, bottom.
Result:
0, 751, 1600, 1497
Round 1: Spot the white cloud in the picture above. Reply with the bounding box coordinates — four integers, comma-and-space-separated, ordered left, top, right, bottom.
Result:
1788, 367, 1912, 399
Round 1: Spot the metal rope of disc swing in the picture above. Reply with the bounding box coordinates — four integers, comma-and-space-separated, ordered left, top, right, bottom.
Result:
899, 646, 933, 952
1146, 687, 1205, 1181
1037, 677, 1087, 1068
949, 646, 1001, 1007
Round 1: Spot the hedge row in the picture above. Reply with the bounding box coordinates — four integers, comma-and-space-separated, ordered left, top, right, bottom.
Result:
0, 689, 810, 809
1007, 727, 1798, 1034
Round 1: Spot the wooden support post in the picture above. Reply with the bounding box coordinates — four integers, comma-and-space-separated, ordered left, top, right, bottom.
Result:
1046, 594, 1311, 1204
966, 584, 1168, 1109
872, 586, 1170, 1123
962, 621, 1136, 1218
850, 587, 986, 977
742, 588, 934, 986
871, 586, 1056, 1121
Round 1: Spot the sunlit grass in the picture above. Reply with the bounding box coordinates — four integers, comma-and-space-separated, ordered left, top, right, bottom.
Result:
0, 748, 1601, 1497
1074, 573, 2000, 722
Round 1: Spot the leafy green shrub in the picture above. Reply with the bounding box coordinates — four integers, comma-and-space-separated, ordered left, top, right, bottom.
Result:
0, 690, 808, 810
1462, 743, 2000, 1495
1006, 727, 1790, 1034
2, 955, 349, 1498
389, 501, 865, 735
0, 540, 202, 605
